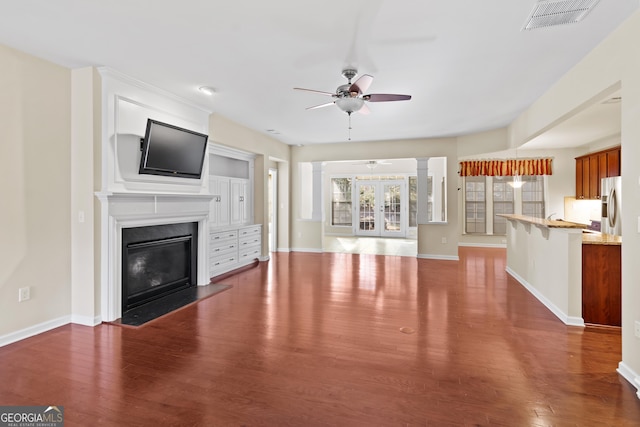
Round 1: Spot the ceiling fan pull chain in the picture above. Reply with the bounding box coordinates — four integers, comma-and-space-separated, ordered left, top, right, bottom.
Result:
348, 112, 352, 140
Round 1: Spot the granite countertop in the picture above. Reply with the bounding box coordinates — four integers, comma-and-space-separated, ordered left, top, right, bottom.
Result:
582, 231, 622, 246
497, 214, 621, 245
497, 214, 587, 229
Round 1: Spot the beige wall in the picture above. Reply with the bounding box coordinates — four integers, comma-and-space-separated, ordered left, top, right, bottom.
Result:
0, 45, 71, 338
209, 114, 291, 254
71, 67, 101, 325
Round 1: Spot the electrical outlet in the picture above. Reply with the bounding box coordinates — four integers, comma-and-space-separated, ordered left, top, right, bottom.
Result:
18, 286, 30, 302
441, 237, 447, 244
635, 320, 640, 339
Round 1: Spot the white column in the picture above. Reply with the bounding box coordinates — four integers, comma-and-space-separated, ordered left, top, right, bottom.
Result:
417, 158, 429, 225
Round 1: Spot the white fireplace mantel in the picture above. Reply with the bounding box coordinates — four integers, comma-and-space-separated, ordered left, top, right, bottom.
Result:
96, 191, 213, 322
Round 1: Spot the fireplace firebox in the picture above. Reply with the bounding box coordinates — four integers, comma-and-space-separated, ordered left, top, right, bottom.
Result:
122, 222, 198, 313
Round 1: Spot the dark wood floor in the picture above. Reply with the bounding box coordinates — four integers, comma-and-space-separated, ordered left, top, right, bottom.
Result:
1, 247, 639, 426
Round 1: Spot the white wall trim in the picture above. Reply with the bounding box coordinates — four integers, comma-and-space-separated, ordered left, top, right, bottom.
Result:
97, 67, 211, 114
616, 362, 640, 400
291, 248, 323, 253
277, 248, 291, 252
0, 316, 71, 348
458, 242, 507, 248
506, 267, 585, 327
71, 315, 102, 327
209, 143, 257, 162
417, 254, 459, 261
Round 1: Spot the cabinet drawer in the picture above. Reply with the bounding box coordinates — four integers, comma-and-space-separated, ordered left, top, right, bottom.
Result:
210, 245, 237, 260
239, 245, 261, 260
238, 226, 261, 238
210, 253, 238, 269
239, 235, 261, 247
210, 230, 238, 242
210, 240, 237, 252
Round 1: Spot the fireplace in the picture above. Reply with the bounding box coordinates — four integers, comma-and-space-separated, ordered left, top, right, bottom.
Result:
122, 222, 198, 312
97, 192, 212, 322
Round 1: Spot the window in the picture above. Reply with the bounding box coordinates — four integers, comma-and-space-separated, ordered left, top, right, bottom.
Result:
331, 178, 352, 226
492, 176, 514, 235
465, 176, 486, 234
522, 176, 545, 218
463, 175, 546, 235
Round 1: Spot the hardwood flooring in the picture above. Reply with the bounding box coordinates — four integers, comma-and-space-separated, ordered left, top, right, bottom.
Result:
1, 247, 639, 426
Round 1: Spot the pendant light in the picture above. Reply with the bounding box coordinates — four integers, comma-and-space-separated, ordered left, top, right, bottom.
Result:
509, 148, 524, 188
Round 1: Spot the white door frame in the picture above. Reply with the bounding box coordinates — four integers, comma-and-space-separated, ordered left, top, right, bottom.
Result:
268, 168, 277, 252
355, 180, 406, 238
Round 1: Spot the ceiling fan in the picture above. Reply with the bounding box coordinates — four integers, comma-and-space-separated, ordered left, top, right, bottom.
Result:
294, 69, 411, 139
352, 160, 392, 169
294, 68, 411, 116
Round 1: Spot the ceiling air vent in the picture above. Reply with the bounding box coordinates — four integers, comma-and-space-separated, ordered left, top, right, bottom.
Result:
523, 0, 601, 30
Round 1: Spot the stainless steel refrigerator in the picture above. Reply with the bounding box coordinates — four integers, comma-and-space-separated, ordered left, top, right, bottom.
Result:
601, 176, 622, 236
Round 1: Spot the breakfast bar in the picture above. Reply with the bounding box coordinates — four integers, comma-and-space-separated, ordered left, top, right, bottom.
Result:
498, 214, 587, 326
499, 214, 623, 326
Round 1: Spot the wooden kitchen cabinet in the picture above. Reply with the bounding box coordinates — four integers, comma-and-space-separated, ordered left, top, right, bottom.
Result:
582, 243, 621, 326
575, 146, 620, 199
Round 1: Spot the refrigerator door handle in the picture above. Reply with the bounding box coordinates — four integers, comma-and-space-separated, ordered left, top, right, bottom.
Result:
608, 187, 617, 228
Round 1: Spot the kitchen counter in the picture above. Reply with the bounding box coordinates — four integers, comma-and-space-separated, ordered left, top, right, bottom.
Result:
498, 214, 621, 245
581, 232, 622, 246
500, 214, 584, 326
497, 214, 587, 229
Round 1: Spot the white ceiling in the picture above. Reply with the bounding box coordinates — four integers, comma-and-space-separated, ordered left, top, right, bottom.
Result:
0, 0, 636, 146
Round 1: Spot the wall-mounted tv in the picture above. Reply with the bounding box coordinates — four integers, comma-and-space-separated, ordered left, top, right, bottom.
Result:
139, 119, 208, 179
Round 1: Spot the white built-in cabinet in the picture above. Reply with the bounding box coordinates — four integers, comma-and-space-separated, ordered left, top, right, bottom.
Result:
230, 178, 249, 225
209, 176, 230, 227
209, 176, 250, 228
208, 145, 260, 278
209, 224, 262, 277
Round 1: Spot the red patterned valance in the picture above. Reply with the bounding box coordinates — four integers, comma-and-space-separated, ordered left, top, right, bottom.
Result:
459, 158, 552, 177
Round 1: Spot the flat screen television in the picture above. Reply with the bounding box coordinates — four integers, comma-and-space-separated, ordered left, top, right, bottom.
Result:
139, 119, 208, 179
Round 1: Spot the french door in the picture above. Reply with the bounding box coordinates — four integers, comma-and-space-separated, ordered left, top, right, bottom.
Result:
355, 180, 406, 237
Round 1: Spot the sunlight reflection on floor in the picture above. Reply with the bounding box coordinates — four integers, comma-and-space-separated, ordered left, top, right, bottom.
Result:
323, 236, 417, 257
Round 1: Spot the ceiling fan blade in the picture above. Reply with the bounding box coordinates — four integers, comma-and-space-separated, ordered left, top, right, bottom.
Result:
364, 94, 411, 102
358, 103, 371, 115
306, 102, 335, 110
350, 74, 373, 94
294, 87, 336, 97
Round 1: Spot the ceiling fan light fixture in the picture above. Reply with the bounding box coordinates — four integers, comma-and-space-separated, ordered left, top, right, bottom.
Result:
198, 86, 216, 96
335, 97, 364, 113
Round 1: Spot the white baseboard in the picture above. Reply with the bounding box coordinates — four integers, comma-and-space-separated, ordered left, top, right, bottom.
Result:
458, 242, 507, 248
71, 314, 102, 327
617, 361, 640, 399
290, 248, 323, 253
417, 254, 459, 261
276, 247, 291, 252
0, 316, 71, 347
506, 267, 585, 327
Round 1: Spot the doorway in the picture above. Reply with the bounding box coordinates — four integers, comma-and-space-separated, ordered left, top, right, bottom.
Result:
268, 168, 277, 252
355, 180, 406, 237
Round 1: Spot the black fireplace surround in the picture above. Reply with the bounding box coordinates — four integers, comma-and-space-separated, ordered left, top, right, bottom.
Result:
122, 222, 198, 313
